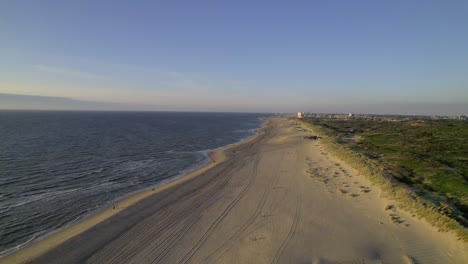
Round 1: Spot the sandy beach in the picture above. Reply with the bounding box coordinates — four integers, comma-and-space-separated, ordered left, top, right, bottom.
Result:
2, 117, 467, 264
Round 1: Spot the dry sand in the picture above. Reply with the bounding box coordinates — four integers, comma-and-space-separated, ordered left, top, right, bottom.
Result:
2, 117, 467, 264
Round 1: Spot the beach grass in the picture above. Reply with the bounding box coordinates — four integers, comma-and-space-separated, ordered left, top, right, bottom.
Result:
295, 118, 468, 242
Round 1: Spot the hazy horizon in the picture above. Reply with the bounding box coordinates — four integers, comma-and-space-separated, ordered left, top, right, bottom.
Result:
2, 1, 467, 114
1, 93, 467, 116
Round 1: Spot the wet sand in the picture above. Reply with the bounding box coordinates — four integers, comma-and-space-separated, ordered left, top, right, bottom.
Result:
2, 117, 467, 264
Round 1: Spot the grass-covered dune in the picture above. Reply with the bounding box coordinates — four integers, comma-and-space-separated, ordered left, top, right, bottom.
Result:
295, 117, 468, 242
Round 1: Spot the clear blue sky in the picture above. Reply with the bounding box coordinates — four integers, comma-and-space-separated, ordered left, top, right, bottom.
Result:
1, 0, 467, 114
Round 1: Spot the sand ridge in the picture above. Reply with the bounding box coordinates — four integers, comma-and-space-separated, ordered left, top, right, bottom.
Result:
2, 117, 467, 264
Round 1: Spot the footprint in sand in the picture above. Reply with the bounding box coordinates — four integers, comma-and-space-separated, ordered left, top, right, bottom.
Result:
339, 189, 349, 194
359, 186, 371, 193
385, 206, 406, 224
390, 213, 405, 224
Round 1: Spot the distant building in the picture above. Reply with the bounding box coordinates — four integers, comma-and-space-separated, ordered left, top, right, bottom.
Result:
296, 112, 304, 118
348, 113, 353, 118
459, 115, 467, 120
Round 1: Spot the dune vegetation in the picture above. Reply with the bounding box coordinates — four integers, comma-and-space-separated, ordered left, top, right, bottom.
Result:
295, 118, 468, 241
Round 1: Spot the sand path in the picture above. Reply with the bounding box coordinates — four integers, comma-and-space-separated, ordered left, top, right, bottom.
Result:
4, 117, 467, 264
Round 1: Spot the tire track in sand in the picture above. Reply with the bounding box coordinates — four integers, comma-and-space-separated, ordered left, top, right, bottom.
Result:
271, 194, 301, 264
149, 215, 202, 264
203, 152, 284, 263
177, 154, 261, 264
92, 126, 265, 263
86, 160, 246, 264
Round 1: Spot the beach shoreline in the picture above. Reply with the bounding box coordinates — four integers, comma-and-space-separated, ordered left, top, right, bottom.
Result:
3, 117, 467, 264
0, 119, 269, 264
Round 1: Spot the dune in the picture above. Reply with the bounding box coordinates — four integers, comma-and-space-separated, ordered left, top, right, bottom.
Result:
2, 117, 467, 264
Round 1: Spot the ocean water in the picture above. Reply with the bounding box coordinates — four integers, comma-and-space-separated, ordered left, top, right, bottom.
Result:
0, 111, 265, 256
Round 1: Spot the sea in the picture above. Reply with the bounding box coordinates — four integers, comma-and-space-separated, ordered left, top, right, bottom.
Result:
0, 111, 265, 257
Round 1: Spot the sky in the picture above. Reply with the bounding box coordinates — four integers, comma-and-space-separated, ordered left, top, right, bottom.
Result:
1, 0, 467, 114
